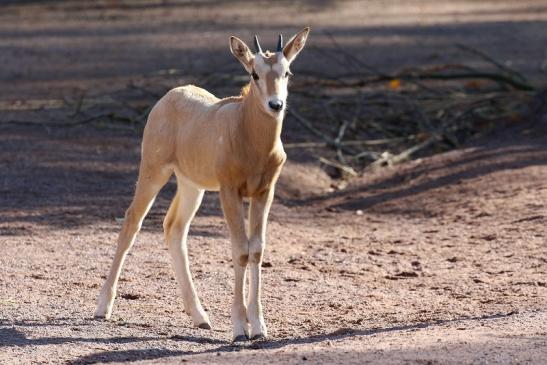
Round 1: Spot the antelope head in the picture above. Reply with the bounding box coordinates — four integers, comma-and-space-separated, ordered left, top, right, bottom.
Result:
229, 27, 310, 117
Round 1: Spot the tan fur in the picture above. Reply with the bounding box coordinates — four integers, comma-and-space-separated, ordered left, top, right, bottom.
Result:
142, 83, 286, 194
95, 28, 310, 341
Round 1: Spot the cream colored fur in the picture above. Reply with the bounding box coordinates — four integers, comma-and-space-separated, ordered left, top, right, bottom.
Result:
95, 28, 310, 341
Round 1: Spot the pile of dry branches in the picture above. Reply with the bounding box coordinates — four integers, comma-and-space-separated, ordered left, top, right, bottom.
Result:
280, 41, 544, 177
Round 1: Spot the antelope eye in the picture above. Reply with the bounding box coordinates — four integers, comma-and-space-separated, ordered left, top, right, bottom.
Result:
285, 71, 292, 78
252, 71, 259, 80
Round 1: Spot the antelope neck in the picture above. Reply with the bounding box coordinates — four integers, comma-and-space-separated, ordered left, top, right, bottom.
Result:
240, 84, 283, 155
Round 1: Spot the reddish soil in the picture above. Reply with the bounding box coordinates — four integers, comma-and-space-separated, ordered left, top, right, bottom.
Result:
1, 113, 546, 364
1, 1, 546, 364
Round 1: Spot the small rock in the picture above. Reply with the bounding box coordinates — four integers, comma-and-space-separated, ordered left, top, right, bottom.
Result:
121, 293, 140, 300
395, 271, 418, 278
480, 234, 496, 241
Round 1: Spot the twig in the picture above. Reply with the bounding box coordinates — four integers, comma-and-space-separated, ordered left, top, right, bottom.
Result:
288, 107, 337, 147
334, 119, 350, 163
0, 113, 111, 128
318, 157, 357, 177
284, 136, 413, 149
455, 43, 528, 82
371, 136, 438, 168
323, 31, 386, 77
322, 31, 440, 93
420, 72, 534, 91
353, 150, 381, 161
297, 69, 534, 91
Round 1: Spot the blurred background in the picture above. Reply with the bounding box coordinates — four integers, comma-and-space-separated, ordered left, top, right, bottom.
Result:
1, 1, 546, 364
2, 0, 546, 183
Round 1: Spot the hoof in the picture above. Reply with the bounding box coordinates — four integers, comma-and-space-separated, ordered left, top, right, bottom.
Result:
250, 333, 266, 341
94, 304, 112, 320
197, 322, 211, 330
232, 335, 248, 343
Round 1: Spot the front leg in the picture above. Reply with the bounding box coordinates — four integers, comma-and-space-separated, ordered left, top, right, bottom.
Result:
247, 188, 274, 340
219, 187, 249, 342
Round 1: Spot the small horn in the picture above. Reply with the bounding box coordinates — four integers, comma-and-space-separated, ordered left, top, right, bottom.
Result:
276, 34, 283, 52
253, 35, 263, 54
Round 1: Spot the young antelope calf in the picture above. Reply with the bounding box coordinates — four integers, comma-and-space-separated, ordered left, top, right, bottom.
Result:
95, 28, 310, 341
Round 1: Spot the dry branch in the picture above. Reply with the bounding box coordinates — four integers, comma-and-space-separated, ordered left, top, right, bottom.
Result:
284, 136, 412, 149
455, 43, 528, 82
318, 157, 357, 177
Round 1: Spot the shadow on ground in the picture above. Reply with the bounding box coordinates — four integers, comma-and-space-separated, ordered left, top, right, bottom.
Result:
1, 115, 547, 229
0, 311, 520, 364
303, 140, 547, 215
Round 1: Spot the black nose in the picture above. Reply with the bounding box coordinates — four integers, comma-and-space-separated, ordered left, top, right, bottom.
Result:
268, 100, 283, 111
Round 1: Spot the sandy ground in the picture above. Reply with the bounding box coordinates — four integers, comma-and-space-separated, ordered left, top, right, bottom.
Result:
1, 1, 546, 364
1, 119, 546, 364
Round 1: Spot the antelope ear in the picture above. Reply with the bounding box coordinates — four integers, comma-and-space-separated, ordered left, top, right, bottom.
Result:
283, 27, 310, 63
229, 36, 254, 73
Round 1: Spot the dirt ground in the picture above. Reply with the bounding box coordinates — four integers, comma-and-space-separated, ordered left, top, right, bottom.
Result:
1, 1, 547, 364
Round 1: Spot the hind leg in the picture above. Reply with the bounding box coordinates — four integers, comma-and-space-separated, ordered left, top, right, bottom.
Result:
95, 164, 171, 319
164, 178, 210, 329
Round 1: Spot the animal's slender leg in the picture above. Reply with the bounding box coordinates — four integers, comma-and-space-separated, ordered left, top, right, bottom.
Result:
247, 188, 274, 339
164, 178, 210, 329
95, 164, 171, 319
219, 187, 249, 341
